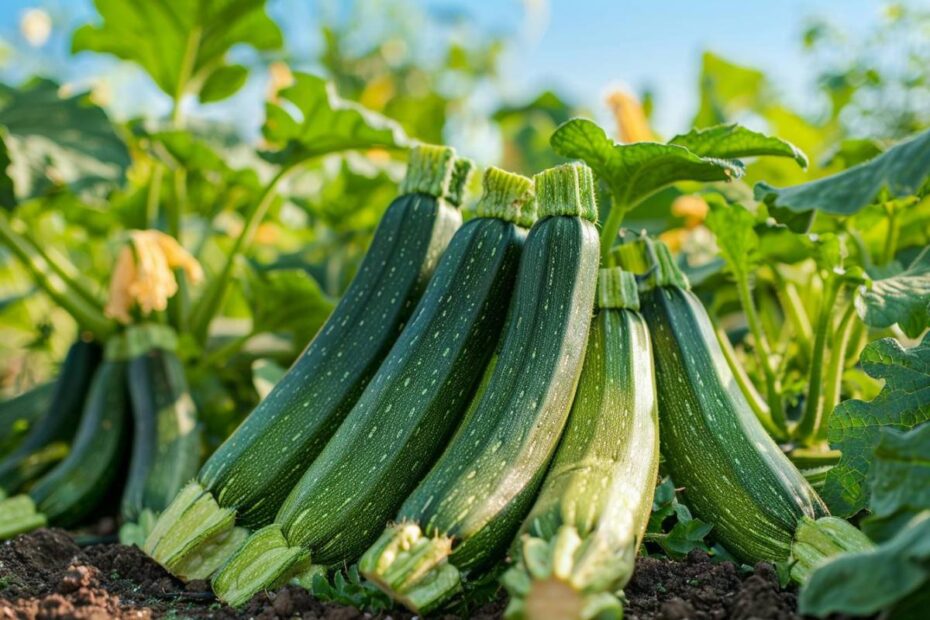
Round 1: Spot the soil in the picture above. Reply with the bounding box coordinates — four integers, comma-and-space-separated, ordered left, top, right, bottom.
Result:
0, 530, 836, 619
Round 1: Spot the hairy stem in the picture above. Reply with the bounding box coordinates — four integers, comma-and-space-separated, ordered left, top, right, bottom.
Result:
796, 277, 841, 443
818, 299, 858, 440
734, 271, 787, 435
189, 166, 293, 343
600, 195, 628, 266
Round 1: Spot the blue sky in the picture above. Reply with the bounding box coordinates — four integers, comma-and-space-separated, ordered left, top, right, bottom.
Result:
0, 0, 894, 145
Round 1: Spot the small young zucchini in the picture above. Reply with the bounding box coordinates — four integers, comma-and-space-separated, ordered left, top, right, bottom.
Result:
144, 146, 467, 580
119, 324, 201, 545
0, 337, 103, 494
212, 167, 536, 607
502, 268, 659, 620
360, 162, 600, 615
613, 237, 861, 572
0, 348, 130, 540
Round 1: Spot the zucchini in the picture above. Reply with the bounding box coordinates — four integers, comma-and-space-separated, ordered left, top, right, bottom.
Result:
212, 167, 537, 607
0, 352, 130, 539
119, 324, 201, 542
613, 238, 862, 569
0, 383, 54, 458
502, 268, 659, 620
0, 337, 103, 494
145, 145, 467, 580
360, 162, 600, 615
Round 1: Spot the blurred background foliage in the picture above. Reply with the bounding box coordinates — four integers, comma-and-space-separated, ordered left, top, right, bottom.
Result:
0, 0, 926, 445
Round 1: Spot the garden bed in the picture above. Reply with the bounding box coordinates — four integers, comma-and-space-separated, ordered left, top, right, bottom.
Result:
0, 529, 811, 619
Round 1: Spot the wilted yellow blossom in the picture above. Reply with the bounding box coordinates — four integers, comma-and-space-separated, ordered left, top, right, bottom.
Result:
606, 90, 653, 143
105, 230, 204, 325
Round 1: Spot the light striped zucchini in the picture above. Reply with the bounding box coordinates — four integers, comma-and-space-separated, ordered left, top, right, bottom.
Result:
502, 268, 659, 620
119, 324, 201, 545
0, 352, 130, 539
613, 238, 863, 570
0, 337, 103, 494
212, 167, 537, 607
144, 145, 466, 580
360, 162, 600, 615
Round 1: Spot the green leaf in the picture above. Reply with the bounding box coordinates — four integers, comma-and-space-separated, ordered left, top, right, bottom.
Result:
245, 267, 334, 346
862, 423, 930, 542
669, 124, 808, 168
799, 512, 930, 618
704, 200, 759, 278
199, 64, 249, 104
261, 73, 409, 168
660, 519, 715, 560
0, 134, 14, 209
693, 52, 768, 127
823, 335, 930, 516
821, 138, 885, 169
550, 118, 744, 211
0, 78, 130, 199
856, 248, 930, 338
72, 0, 282, 102
754, 129, 930, 226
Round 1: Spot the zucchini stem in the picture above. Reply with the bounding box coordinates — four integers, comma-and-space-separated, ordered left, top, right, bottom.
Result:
818, 299, 859, 441
734, 272, 787, 435
796, 277, 841, 443
771, 268, 813, 363
600, 195, 628, 266
188, 165, 293, 343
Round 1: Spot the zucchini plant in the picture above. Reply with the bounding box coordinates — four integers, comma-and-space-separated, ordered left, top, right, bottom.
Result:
360, 162, 600, 615
502, 268, 659, 620
212, 165, 536, 607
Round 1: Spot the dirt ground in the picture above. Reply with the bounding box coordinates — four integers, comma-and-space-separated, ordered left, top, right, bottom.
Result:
0, 529, 845, 619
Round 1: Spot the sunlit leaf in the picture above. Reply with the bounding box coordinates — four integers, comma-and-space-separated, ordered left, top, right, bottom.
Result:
857, 248, 930, 338
261, 73, 409, 169
550, 117, 743, 211
0, 78, 130, 199
862, 423, 930, 542
72, 0, 282, 102
754, 129, 930, 228
693, 52, 768, 127
704, 199, 759, 278
199, 64, 249, 104
245, 266, 334, 345
823, 335, 930, 516
670, 124, 808, 168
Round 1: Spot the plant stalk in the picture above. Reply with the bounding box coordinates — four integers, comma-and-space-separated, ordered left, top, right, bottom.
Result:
189, 166, 293, 343
734, 271, 787, 435
796, 277, 841, 443
818, 299, 858, 441
600, 195, 628, 266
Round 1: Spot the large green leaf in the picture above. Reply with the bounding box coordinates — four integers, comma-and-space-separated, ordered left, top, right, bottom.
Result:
245, 267, 334, 346
72, 0, 282, 103
550, 117, 743, 211
862, 423, 930, 542
823, 335, 930, 516
260, 73, 409, 168
857, 248, 930, 338
693, 52, 768, 128
704, 199, 759, 278
799, 512, 930, 618
0, 78, 130, 199
754, 129, 930, 225
669, 124, 808, 168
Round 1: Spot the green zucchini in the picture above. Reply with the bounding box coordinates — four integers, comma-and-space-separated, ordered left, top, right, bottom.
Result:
145, 145, 467, 580
0, 353, 130, 539
613, 238, 862, 570
0, 337, 103, 494
502, 268, 659, 620
0, 383, 54, 458
212, 167, 537, 607
119, 324, 201, 544
360, 162, 600, 615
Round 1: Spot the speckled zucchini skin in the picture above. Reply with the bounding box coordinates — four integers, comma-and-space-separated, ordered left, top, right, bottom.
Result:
641, 284, 828, 562
276, 213, 528, 564
199, 190, 462, 528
